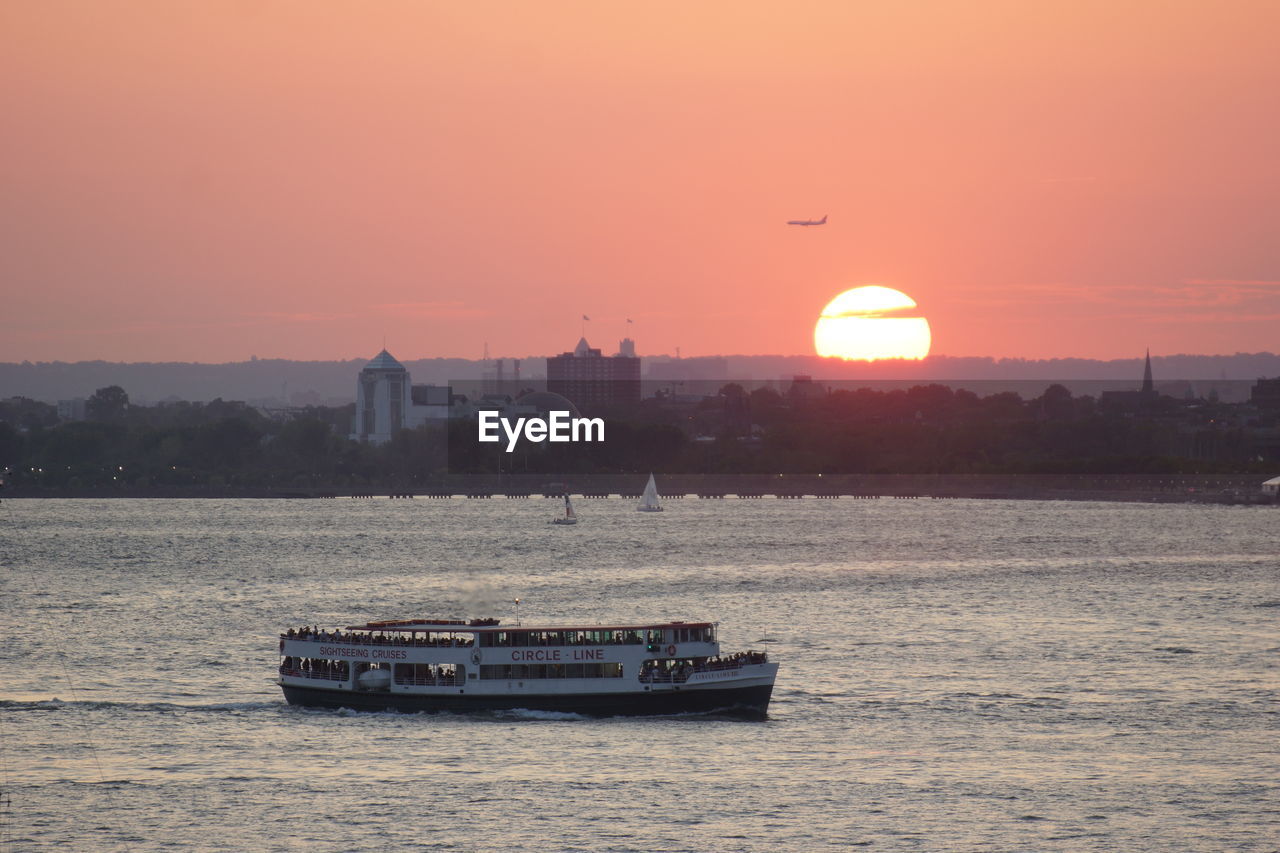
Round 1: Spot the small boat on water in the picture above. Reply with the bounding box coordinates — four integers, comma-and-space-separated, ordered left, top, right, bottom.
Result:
550, 493, 578, 525
277, 618, 777, 717
636, 473, 663, 512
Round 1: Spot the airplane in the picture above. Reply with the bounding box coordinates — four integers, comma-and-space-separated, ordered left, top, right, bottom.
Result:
787, 214, 827, 226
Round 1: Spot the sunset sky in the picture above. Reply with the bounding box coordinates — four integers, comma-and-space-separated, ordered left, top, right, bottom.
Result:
3, 1, 1278, 363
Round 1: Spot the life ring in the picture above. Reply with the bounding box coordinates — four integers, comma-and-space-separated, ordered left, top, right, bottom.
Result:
470, 648, 482, 665
666, 644, 677, 656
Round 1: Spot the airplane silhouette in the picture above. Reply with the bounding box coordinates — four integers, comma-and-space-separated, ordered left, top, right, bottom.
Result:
787, 215, 827, 226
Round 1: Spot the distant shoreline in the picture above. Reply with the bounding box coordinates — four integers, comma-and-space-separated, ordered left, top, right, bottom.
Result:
4, 352, 1278, 406
6, 473, 1275, 505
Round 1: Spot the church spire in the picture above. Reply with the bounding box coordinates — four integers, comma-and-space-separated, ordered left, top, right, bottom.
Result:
1141, 348, 1154, 395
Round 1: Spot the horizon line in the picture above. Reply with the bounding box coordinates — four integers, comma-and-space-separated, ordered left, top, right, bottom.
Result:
4, 351, 1280, 367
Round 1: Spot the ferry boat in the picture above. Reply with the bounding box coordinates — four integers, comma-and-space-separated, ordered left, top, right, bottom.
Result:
277, 618, 777, 718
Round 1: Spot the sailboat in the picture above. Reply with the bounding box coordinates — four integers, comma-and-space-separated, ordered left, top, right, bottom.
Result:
636, 474, 663, 512
550, 493, 578, 525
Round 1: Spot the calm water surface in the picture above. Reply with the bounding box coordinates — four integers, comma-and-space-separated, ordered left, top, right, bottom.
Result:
1, 497, 1277, 851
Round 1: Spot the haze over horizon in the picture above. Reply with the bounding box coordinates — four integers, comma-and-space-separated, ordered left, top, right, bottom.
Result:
6, 349, 1280, 368
3, 2, 1278, 364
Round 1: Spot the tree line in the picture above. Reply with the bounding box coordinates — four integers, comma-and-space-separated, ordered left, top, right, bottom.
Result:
0, 381, 1272, 493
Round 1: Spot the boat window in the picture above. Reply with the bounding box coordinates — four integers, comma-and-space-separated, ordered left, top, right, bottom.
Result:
284, 657, 349, 681
392, 663, 461, 686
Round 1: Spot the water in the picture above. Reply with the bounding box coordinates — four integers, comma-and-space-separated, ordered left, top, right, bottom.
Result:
1, 497, 1276, 851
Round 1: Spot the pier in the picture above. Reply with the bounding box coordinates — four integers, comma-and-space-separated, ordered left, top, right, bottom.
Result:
7, 473, 1277, 505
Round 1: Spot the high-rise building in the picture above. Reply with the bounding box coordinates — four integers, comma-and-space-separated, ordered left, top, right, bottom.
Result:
350, 349, 449, 444
1250, 377, 1280, 412
546, 337, 641, 411
57, 398, 87, 421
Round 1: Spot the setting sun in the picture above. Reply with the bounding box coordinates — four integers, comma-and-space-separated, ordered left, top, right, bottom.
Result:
814, 286, 932, 361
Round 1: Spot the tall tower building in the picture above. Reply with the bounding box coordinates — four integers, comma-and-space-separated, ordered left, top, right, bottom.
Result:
351, 349, 411, 444
546, 337, 641, 411
1142, 349, 1154, 395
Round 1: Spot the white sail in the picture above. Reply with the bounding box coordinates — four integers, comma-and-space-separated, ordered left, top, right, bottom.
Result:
551, 493, 578, 524
637, 474, 663, 512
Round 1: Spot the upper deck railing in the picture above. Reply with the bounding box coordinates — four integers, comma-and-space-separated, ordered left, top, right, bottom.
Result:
283, 626, 718, 649
283, 629, 474, 648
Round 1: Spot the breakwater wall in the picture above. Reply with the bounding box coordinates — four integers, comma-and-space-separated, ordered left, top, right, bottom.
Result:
7, 473, 1277, 504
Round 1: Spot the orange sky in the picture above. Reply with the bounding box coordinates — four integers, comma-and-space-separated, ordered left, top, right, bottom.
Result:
2, 1, 1278, 363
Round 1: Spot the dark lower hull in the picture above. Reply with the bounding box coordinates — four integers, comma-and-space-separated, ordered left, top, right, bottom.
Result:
281, 682, 773, 719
